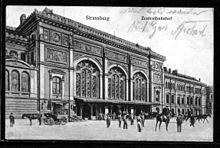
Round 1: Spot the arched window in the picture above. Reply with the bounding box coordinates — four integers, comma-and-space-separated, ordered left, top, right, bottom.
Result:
190, 97, 193, 105
21, 72, 30, 92
182, 109, 185, 114
52, 77, 61, 95
108, 67, 126, 100
177, 96, 180, 105
195, 97, 198, 106
11, 70, 20, 91
182, 97, 184, 104
166, 94, 169, 104
76, 60, 100, 98
199, 98, 201, 106
5, 70, 9, 91
155, 90, 160, 102
187, 97, 189, 105
133, 72, 147, 101
171, 95, 175, 104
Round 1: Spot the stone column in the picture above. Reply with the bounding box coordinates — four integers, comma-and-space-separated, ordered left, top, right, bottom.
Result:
105, 75, 109, 99
79, 104, 83, 118
61, 76, 65, 100
69, 70, 74, 100
100, 75, 103, 99
126, 79, 129, 101
130, 79, 133, 101
110, 105, 113, 114
118, 105, 121, 114
131, 106, 134, 114
89, 104, 94, 120
105, 105, 109, 114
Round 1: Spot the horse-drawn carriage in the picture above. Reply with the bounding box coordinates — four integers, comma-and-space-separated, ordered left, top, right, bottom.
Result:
43, 112, 68, 125
22, 111, 68, 126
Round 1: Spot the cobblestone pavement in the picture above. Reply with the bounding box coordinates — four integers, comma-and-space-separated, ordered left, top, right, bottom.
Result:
5, 117, 213, 141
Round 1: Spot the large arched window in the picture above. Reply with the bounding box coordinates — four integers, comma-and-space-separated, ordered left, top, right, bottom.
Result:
11, 70, 20, 91
108, 67, 126, 100
21, 71, 30, 92
76, 60, 100, 98
52, 77, 62, 95
133, 72, 147, 101
5, 70, 9, 91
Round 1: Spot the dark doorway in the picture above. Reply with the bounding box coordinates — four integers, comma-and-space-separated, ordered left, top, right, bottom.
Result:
112, 105, 119, 115
136, 106, 141, 115
82, 104, 91, 119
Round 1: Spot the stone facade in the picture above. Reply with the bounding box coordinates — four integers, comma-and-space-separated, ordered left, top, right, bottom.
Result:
163, 68, 207, 116
5, 8, 208, 119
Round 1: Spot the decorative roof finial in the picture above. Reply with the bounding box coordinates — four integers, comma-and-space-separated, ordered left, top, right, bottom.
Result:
43, 7, 53, 14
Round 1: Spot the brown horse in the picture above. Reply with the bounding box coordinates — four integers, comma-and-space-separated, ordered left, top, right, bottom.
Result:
155, 113, 170, 131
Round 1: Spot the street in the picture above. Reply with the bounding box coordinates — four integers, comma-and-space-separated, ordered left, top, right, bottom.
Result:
5, 117, 213, 141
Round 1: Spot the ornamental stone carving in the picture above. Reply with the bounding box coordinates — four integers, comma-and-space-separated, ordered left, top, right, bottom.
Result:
73, 40, 102, 56
153, 73, 162, 83
105, 50, 127, 63
131, 57, 148, 68
151, 61, 162, 71
46, 48, 67, 63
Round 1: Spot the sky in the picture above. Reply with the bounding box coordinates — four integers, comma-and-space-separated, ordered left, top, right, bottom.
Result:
6, 6, 213, 86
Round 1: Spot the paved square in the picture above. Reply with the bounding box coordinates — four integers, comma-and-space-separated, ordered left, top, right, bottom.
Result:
5, 117, 213, 141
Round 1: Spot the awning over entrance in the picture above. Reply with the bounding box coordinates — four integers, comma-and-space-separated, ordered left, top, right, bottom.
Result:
74, 97, 160, 106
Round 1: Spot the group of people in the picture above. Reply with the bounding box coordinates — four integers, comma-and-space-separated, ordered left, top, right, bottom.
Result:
106, 111, 146, 132
105, 107, 200, 133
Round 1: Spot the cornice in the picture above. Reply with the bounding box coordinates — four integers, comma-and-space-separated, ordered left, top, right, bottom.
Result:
15, 8, 166, 61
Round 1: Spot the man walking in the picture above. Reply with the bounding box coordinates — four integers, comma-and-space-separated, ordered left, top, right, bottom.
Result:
123, 114, 128, 129
118, 114, 122, 127
130, 114, 134, 125
137, 115, 142, 132
190, 115, 195, 127
106, 114, 111, 128
176, 113, 183, 132
9, 113, 15, 127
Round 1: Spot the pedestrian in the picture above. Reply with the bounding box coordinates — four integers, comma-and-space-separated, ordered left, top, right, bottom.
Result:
9, 113, 15, 127
38, 114, 42, 126
141, 113, 145, 127
137, 115, 142, 132
118, 114, 122, 127
106, 114, 111, 128
176, 113, 183, 132
130, 114, 134, 125
113, 112, 116, 120
123, 114, 128, 129
190, 115, 195, 127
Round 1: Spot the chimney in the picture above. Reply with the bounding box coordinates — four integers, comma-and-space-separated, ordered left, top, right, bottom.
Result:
168, 68, 171, 73
172, 70, 178, 75
20, 14, 26, 25
199, 78, 200, 82
163, 67, 167, 72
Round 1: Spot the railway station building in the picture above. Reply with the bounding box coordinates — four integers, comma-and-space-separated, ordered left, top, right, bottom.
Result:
5, 8, 208, 119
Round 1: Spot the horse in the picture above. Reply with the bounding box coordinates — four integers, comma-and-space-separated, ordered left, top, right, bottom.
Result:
155, 112, 170, 131
183, 114, 191, 122
22, 113, 42, 126
196, 114, 211, 123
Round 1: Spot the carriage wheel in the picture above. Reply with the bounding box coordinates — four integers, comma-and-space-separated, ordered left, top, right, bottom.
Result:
49, 117, 55, 125
43, 119, 49, 125
60, 117, 67, 125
